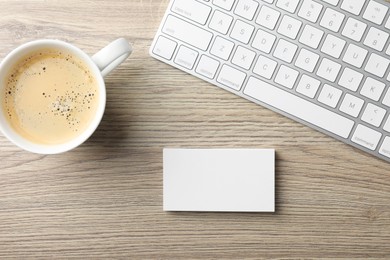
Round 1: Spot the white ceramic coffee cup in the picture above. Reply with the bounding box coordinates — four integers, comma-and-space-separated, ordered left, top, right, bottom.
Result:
0, 38, 132, 154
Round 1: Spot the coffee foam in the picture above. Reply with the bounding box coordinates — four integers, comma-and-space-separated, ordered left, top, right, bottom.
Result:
3, 49, 99, 145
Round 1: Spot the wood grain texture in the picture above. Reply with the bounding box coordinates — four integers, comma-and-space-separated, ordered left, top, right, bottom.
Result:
0, 0, 390, 258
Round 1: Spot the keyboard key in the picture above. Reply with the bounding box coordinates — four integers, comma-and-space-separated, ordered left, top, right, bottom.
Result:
171, 0, 211, 25
363, 27, 389, 52
174, 45, 199, 69
317, 58, 341, 82
321, 34, 346, 59
341, 0, 365, 16
152, 36, 177, 60
341, 17, 367, 42
252, 29, 276, 53
342, 43, 368, 68
256, 5, 280, 30
320, 8, 345, 32
379, 137, 390, 158
210, 36, 235, 60
273, 39, 298, 63
230, 20, 255, 44
299, 24, 324, 49
253, 55, 278, 79
364, 53, 390, 78
339, 93, 364, 117
196, 55, 220, 79
361, 103, 386, 127
360, 77, 385, 102
351, 124, 382, 151
163, 15, 213, 51
234, 0, 259, 20
318, 84, 342, 108
232, 46, 256, 70
213, 0, 235, 11
244, 77, 354, 138
363, 0, 388, 25
296, 74, 321, 98
277, 15, 302, 40
298, 0, 323, 23
295, 48, 320, 73
274, 65, 299, 89
338, 67, 363, 91
209, 10, 233, 34
276, 0, 300, 13
217, 64, 246, 90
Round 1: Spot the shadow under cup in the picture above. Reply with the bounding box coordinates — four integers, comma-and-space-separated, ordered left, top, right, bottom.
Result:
0, 40, 106, 154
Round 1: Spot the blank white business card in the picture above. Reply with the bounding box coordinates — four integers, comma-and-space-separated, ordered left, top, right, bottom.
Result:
163, 148, 275, 212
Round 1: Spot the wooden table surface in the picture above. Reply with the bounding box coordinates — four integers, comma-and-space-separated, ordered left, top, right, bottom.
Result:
1, 0, 390, 258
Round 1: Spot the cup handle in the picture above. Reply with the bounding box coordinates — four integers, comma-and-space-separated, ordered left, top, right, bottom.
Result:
91, 38, 132, 77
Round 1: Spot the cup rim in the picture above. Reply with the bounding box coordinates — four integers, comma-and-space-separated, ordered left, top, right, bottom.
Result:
0, 39, 106, 154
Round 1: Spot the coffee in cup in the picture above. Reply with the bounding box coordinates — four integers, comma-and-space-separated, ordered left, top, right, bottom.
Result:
3, 49, 99, 145
0, 39, 132, 154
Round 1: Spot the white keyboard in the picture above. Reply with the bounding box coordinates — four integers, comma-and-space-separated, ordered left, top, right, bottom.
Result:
150, 0, 390, 163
